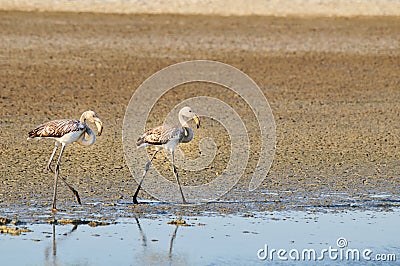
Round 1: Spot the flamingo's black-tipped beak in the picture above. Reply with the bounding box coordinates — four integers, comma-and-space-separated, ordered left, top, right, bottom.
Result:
94, 118, 103, 136
194, 115, 200, 129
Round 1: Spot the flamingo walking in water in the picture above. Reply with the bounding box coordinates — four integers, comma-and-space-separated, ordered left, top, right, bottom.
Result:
27, 110, 103, 212
133, 107, 200, 204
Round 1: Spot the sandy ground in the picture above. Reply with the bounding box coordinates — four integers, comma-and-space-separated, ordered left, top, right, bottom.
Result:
0, 11, 399, 220
2, 0, 400, 16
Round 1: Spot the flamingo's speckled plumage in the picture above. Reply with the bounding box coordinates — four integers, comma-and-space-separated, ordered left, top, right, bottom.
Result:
133, 107, 200, 204
27, 110, 103, 211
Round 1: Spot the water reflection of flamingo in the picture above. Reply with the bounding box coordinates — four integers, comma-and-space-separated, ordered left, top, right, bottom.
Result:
134, 216, 147, 247
132, 216, 184, 262
169, 225, 179, 259
44, 224, 78, 265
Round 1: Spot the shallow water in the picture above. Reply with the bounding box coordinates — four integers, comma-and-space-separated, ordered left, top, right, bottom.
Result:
1, 210, 398, 265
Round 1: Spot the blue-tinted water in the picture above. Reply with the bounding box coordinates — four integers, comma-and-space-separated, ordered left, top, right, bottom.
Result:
1, 210, 398, 265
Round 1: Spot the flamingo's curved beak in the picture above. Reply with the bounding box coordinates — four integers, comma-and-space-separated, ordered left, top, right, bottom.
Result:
193, 115, 200, 129
94, 118, 103, 136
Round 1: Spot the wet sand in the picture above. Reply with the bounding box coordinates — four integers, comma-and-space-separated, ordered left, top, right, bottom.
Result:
0, 11, 399, 220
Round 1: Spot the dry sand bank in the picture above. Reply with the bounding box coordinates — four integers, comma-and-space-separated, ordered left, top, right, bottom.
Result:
1, 0, 400, 17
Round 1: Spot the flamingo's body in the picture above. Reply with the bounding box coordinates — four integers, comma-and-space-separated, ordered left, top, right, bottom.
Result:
28, 110, 103, 211
133, 107, 200, 204
29, 119, 89, 144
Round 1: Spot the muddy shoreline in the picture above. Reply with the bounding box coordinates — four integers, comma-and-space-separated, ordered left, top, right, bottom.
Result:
0, 11, 399, 221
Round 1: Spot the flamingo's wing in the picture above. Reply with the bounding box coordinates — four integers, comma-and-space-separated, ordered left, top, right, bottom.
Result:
136, 125, 183, 146
28, 119, 83, 138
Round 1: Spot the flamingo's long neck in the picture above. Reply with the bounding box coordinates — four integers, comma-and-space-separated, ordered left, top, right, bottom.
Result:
181, 127, 194, 143
178, 111, 187, 127
77, 125, 96, 146
79, 112, 87, 123
179, 112, 194, 143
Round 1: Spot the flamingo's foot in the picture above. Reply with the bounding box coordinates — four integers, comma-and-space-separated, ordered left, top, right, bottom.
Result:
132, 196, 139, 204
46, 165, 54, 173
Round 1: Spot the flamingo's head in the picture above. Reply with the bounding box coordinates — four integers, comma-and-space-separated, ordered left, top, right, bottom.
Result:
180, 107, 200, 129
81, 110, 103, 136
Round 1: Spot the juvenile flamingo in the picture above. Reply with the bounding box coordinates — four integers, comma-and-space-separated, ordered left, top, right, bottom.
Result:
27, 110, 103, 212
133, 107, 200, 204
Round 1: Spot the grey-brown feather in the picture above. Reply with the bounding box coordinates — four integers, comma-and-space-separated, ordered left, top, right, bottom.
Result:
28, 119, 84, 138
136, 125, 186, 146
